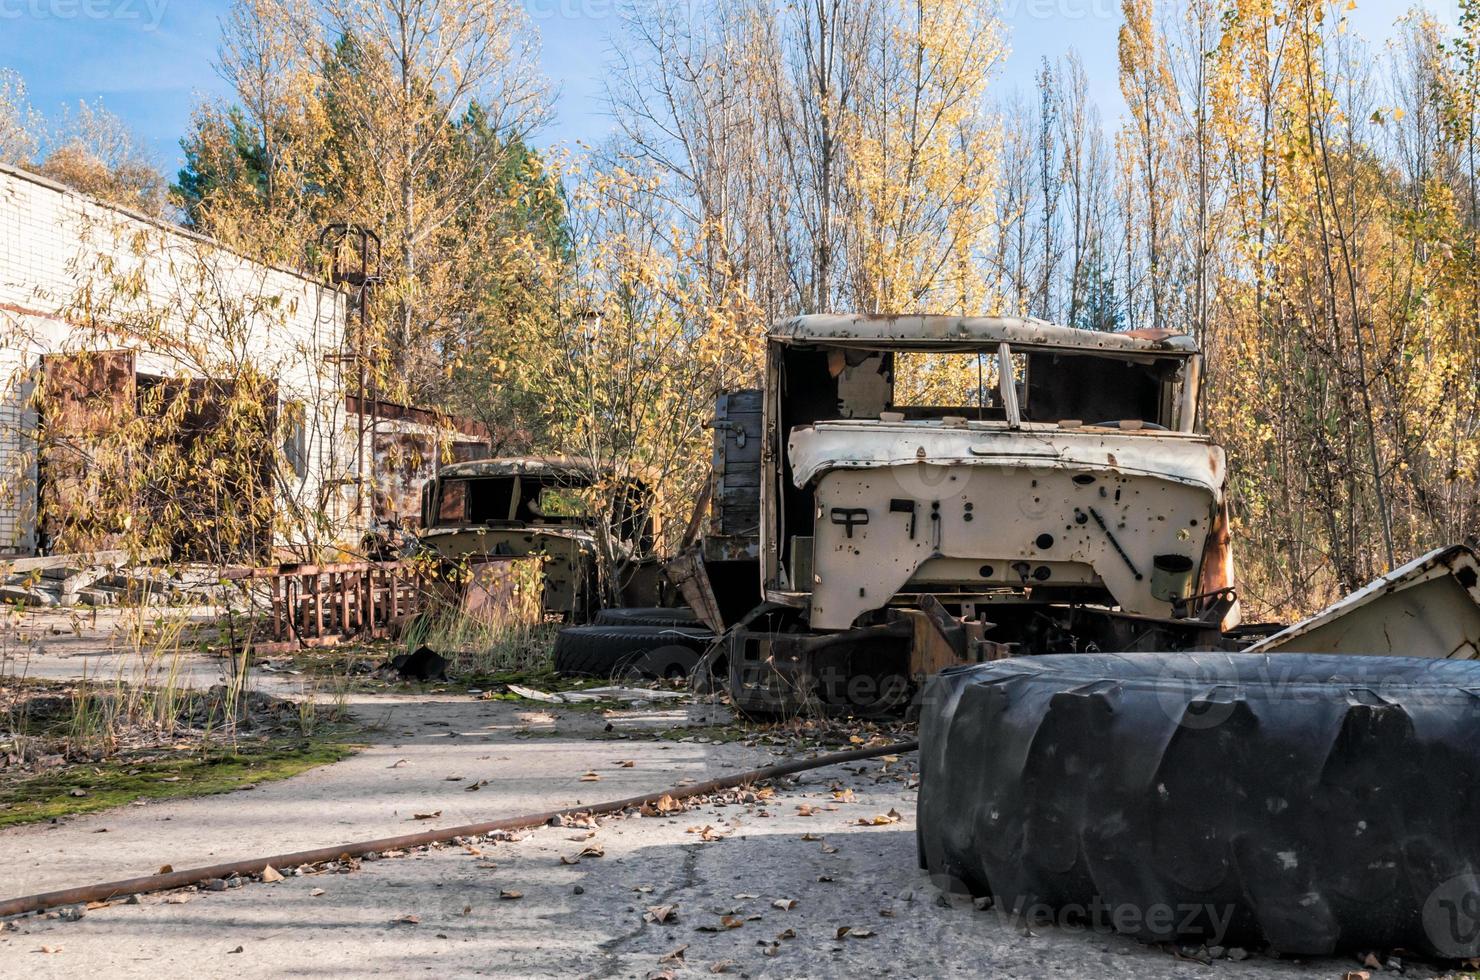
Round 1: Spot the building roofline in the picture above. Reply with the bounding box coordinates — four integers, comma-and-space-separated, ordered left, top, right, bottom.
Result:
0, 161, 336, 294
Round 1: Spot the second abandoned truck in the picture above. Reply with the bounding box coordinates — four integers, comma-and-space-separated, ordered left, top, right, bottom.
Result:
675, 314, 1248, 715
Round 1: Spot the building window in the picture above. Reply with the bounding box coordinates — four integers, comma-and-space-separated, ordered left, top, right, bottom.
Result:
282, 400, 308, 479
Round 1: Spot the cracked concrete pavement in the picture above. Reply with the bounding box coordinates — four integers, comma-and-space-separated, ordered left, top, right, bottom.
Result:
0, 621, 1445, 978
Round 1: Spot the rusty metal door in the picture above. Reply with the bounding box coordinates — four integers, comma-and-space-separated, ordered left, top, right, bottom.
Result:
37, 350, 136, 554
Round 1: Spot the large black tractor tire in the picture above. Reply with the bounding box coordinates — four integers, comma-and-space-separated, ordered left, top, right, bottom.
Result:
553, 625, 713, 679
917, 652, 1480, 958
593, 606, 699, 628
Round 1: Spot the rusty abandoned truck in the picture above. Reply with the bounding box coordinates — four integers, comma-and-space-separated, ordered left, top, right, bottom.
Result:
418, 456, 665, 621
675, 314, 1248, 714
535, 311, 1476, 703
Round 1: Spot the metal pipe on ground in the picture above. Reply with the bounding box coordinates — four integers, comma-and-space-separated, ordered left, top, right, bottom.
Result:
0, 740, 919, 919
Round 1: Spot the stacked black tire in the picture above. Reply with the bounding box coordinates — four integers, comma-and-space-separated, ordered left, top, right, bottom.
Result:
592, 607, 700, 628
553, 608, 711, 680
917, 652, 1480, 958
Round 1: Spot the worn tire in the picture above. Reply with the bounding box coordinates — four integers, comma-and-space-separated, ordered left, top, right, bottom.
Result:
917, 652, 1480, 957
593, 607, 699, 628
553, 624, 713, 678
615, 644, 702, 682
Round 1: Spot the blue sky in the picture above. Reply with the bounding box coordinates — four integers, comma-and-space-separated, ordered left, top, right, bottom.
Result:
0, 0, 1459, 176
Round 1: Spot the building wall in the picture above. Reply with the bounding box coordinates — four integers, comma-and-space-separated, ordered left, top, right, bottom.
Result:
0, 163, 354, 557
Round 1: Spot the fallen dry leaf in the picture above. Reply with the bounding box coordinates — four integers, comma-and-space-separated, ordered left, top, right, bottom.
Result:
500, 890, 523, 900
800, 833, 822, 842
659, 945, 687, 964
686, 824, 727, 841
644, 903, 677, 924
579, 771, 602, 782
832, 788, 856, 803
733, 893, 758, 900
709, 960, 736, 973
157, 864, 173, 874
310, 888, 326, 897
821, 843, 839, 854
772, 898, 797, 911
227, 945, 243, 953
560, 855, 580, 866
393, 914, 420, 925
37, 945, 62, 954
857, 811, 900, 827
580, 844, 605, 858
412, 811, 441, 821
616, 760, 636, 768
642, 794, 684, 816
776, 927, 796, 940
260, 865, 283, 883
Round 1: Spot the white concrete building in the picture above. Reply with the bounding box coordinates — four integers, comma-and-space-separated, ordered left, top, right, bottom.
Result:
0, 163, 481, 560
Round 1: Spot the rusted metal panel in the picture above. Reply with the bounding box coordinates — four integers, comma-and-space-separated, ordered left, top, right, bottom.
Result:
37, 350, 137, 554
345, 395, 491, 441
710, 389, 762, 541
1247, 544, 1480, 658
136, 373, 279, 562
461, 558, 531, 624
667, 546, 727, 632
372, 429, 440, 524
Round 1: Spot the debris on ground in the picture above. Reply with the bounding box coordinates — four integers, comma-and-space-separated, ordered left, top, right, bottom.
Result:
505, 684, 687, 704
382, 646, 449, 681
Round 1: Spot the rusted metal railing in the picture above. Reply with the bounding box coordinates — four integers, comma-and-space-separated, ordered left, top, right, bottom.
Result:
226, 560, 430, 652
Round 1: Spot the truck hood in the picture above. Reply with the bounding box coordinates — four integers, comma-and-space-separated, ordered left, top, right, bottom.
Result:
788, 420, 1226, 493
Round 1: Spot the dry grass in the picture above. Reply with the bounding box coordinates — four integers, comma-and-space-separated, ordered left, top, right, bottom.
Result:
0, 583, 346, 769
401, 559, 560, 677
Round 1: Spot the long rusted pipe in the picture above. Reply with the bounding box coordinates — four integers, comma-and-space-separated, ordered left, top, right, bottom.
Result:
0, 740, 918, 919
